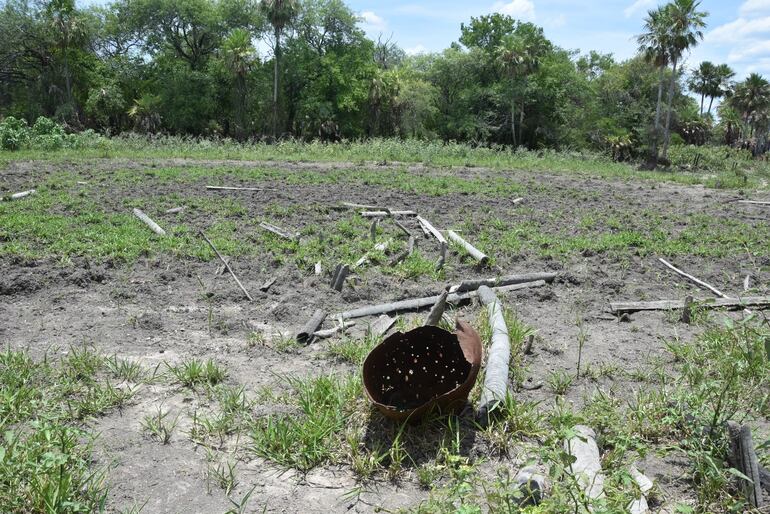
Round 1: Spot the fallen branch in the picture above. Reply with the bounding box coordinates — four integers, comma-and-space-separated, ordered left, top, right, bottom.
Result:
336, 281, 547, 320
297, 309, 326, 344
609, 296, 770, 314
658, 258, 729, 298
415, 215, 447, 244
451, 272, 557, 293
368, 315, 397, 338
447, 230, 489, 266
165, 206, 185, 215
389, 236, 415, 266
207, 185, 262, 192
313, 321, 356, 339
564, 425, 605, 505
512, 197, 524, 206
360, 210, 416, 218
424, 289, 449, 326
199, 230, 252, 301
476, 285, 511, 427
259, 221, 298, 241
738, 200, 770, 206
339, 201, 380, 210
133, 208, 166, 236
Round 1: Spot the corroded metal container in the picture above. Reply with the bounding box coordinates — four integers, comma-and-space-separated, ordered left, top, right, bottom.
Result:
363, 320, 482, 422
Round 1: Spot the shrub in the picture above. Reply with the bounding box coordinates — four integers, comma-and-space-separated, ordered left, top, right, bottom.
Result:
0, 117, 30, 150
31, 116, 66, 149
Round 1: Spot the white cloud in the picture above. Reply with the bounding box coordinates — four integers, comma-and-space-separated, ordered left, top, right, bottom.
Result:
707, 16, 770, 43
405, 44, 429, 56
623, 0, 656, 18
545, 13, 567, 29
491, 0, 536, 21
740, 0, 770, 16
359, 11, 387, 35
728, 40, 770, 61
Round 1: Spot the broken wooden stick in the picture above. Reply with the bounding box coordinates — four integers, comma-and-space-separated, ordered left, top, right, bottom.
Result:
658, 258, 729, 298
476, 286, 511, 427
133, 208, 166, 236
609, 296, 770, 314
5, 189, 36, 201
313, 321, 356, 339
259, 276, 277, 293
451, 272, 557, 293
339, 201, 380, 210
199, 230, 252, 301
446, 230, 489, 266
389, 237, 416, 266
206, 185, 262, 192
738, 200, 770, 206
512, 197, 524, 206
297, 310, 326, 344
425, 290, 449, 326
360, 210, 416, 218
391, 218, 413, 238
415, 216, 447, 245
564, 425, 605, 505
259, 221, 298, 241
337, 280, 546, 320
368, 315, 397, 338
726, 421, 764, 508
332, 264, 350, 292
435, 241, 447, 271
165, 206, 185, 214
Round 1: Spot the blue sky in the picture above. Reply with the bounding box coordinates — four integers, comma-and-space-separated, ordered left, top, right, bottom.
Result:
353, 0, 769, 80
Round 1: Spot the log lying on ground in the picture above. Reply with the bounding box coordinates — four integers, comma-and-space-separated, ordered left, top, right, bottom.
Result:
738, 200, 770, 206
360, 210, 416, 218
206, 185, 262, 192
628, 466, 653, 514
609, 296, 770, 314
133, 208, 167, 236
451, 272, 557, 293
297, 309, 327, 344
416, 216, 447, 244
727, 421, 764, 508
391, 218, 413, 238
313, 321, 356, 339
476, 286, 511, 427
564, 425, 605, 506
165, 206, 185, 214
200, 230, 252, 301
5, 189, 36, 200
658, 258, 729, 298
332, 264, 350, 292
336, 280, 546, 320
424, 290, 449, 326
447, 230, 489, 266
339, 201, 380, 210
259, 221, 298, 241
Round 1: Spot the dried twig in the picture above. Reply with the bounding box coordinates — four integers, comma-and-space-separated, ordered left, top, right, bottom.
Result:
199, 230, 252, 301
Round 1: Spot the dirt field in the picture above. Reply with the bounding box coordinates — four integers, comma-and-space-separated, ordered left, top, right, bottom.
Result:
2, 158, 769, 513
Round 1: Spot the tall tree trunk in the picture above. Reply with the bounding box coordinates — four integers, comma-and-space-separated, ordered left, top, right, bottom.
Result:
699, 93, 704, 116
510, 96, 516, 147
662, 57, 678, 160
707, 96, 715, 116
272, 27, 281, 139
519, 99, 524, 148
650, 65, 665, 163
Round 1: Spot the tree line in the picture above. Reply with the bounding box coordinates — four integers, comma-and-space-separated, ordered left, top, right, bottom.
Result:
1, 0, 768, 163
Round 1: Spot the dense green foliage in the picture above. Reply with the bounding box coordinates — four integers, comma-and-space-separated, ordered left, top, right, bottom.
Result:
1, 0, 768, 160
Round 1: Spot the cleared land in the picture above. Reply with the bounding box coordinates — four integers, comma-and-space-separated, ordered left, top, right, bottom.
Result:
1, 154, 769, 513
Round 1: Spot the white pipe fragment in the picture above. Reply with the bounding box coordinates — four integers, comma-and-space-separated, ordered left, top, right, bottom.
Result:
132, 208, 166, 236
564, 425, 605, 507
446, 230, 489, 265
628, 466, 653, 514
7, 189, 36, 200
476, 286, 510, 425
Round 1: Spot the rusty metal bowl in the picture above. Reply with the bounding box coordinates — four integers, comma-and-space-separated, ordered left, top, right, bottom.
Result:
362, 320, 482, 422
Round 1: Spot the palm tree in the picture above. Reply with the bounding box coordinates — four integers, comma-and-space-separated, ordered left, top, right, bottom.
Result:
223, 28, 256, 140
729, 73, 770, 138
637, 6, 671, 164
661, 0, 707, 160
45, 0, 84, 123
706, 64, 734, 116
260, 0, 298, 139
688, 61, 716, 116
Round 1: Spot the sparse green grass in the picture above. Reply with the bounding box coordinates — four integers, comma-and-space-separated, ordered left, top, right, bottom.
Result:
167, 358, 227, 388
141, 405, 179, 444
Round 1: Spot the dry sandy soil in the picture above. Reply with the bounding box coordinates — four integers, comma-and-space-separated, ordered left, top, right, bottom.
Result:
1, 158, 768, 513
